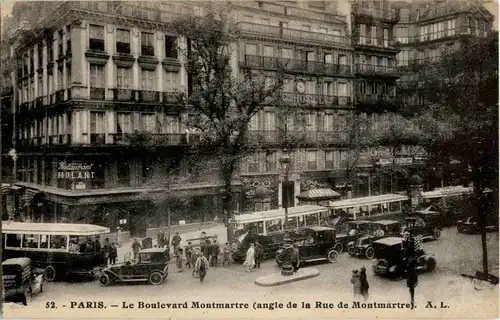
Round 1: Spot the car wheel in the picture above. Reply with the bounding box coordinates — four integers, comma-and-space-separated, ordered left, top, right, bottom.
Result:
149, 271, 164, 285
99, 273, 111, 287
365, 247, 375, 260
44, 266, 56, 282
333, 242, 343, 253
374, 259, 389, 275
327, 249, 338, 263
426, 257, 436, 272
433, 228, 442, 240
347, 245, 356, 256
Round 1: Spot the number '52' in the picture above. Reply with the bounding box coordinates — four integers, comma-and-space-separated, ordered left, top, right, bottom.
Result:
46, 301, 56, 308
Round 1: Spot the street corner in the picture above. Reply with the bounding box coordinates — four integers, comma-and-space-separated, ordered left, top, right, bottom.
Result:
255, 268, 320, 287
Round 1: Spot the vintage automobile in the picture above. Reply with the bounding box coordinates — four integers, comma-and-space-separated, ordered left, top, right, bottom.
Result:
276, 227, 339, 265
402, 212, 443, 240
457, 215, 499, 234
328, 220, 373, 254
372, 237, 436, 278
98, 248, 169, 286
349, 220, 403, 259
3, 258, 44, 306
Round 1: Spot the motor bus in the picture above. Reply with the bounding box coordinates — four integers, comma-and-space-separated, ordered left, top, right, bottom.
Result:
2, 221, 110, 281
327, 194, 409, 220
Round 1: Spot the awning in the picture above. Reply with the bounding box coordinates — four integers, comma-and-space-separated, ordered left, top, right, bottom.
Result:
296, 188, 341, 201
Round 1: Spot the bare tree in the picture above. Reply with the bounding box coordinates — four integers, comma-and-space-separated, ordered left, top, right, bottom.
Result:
169, 6, 286, 241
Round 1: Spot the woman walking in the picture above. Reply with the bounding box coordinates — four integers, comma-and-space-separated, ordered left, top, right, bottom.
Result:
350, 269, 362, 301
360, 266, 369, 300
243, 243, 256, 272
195, 252, 209, 283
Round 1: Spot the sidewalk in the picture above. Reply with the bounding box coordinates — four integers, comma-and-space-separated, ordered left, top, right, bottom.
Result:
115, 223, 227, 262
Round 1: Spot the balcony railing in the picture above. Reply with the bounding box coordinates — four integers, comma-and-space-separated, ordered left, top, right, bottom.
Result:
355, 64, 399, 78
90, 88, 105, 100
162, 92, 182, 104
247, 131, 280, 144
396, 26, 489, 45
138, 90, 160, 103
353, 36, 397, 49
243, 55, 352, 75
113, 88, 135, 102
90, 133, 106, 144
246, 130, 351, 145
352, 4, 400, 22
275, 93, 352, 107
356, 93, 400, 105
235, 22, 349, 46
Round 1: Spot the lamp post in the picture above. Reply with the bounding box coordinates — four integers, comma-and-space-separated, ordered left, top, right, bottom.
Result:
279, 148, 291, 227
404, 217, 418, 305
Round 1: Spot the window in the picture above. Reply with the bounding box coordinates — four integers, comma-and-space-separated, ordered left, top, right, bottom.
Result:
395, 27, 409, 44
371, 26, 377, 45
264, 77, 274, 90
337, 82, 347, 97
164, 71, 178, 92
397, 50, 409, 66
266, 152, 277, 172
263, 46, 274, 57
141, 69, 156, 90
325, 151, 334, 169
38, 75, 43, 96
248, 114, 259, 131
261, 18, 271, 25
264, 111, 275, 131
323, 81, 334, 96
116, 29, 131, 54
164, 116, 180, 134
247, 154, 260, 173
283, 78, 293, 92
302, 25, 311, 31
141, 113, 156, 132
307, 151, 317, 170
324, 53, 333, 64
306, 51, 316, 62
319, 27, 328, 34
281, 48, 293, 59
245, 44, 257, 55
90, 112, 105, 133
116, 67, 131, 88
57, 68, 63, 90
306, 81, 316, 94
117, 112, 132, 134
305, 113, 316, 130
5, 234, 22, 248
90, 64, 104, 88
383, 29, 389, 47
89, 25, 105, 51
22, 234, 40, 248
141, 32, 154, 56
165, 36, 177, 59
324, 114, 334, 131
447, 20, 456, 36
49, 235, 67, 249
47, 39, 53, 62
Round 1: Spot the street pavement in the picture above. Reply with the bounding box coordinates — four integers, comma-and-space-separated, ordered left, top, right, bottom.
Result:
4, 227, 499, 319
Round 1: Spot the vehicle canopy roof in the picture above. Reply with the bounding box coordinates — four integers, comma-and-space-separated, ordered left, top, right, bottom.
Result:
346, 220, 371, 225
328, 194, 408, 209
2, 258, 31, 267
372, 220, 401, 226
304, 226, 335, 232
141, 248, 169, 254
232, 205, 327, 224
2, 221, 110, 236
373, 237, 403, 246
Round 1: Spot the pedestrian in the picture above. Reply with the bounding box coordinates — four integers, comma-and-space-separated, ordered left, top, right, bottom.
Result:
243, 243, 256, 272
203, 239, 211, 260
360, 266, 369, 301
210, 240, 219, 267
195, 251, 209, 283
292, 244, 300, 272
102, 238, 111, 266
222, 242, 231, 266
350, 269, 362, 301
185, 242, 193, 269
116, 226, 122, 247
109, 242, 118, 265
172, 232, 181, 254
131, 238, 141, 260
176, 248, 185, 272
157, 227, 166, 248
95, 235, 102, 252
199, 231, 207, 246
254, 241, 264, 269
192, 249, 201, 278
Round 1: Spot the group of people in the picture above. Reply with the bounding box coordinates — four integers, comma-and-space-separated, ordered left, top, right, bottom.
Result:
102, 238, 119, 265
242, 241, 264, 272
350, 266, 370, 301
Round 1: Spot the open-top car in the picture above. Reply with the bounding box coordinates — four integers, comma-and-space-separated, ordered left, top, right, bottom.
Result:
348, 220, 403, 259
403, 211, 443, 240
372, 237, 436, 278
334, 220, 374, 253
276, 226, 339, 265
98, 248, 169, 287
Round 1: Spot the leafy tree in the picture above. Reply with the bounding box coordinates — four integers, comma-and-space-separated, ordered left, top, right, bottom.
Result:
169, 7, 286, 241
416, 32, 498, 279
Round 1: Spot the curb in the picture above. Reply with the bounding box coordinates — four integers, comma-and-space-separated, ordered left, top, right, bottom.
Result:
254, 268, 320, 287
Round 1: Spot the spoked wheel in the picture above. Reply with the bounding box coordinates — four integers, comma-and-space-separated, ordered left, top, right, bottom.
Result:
99, 273, 111, 287
433, 229, 442, 240
333, 242, 343, 253
426, 257, 436, 272
365, 247, 375, 260
44, 266, 56, 282
348, 245, 356, 256
149, 271, 164, 285
327, 250, 338, 263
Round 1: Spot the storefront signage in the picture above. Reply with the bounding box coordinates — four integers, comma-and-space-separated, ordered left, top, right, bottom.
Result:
57, 162, 95, 180
378, 158, 413, 166
281, 93, 334, 105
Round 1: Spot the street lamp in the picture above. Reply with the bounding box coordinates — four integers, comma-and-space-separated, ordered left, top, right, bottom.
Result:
404, 217, 418, 305
279, 149, 291, 228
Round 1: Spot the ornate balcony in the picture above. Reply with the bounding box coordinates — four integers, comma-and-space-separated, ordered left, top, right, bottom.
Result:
243, 55, 352, 77
235, 22, 349, 46
162, 92, 183, 105
138, 90, 160, 103
90, 88, 105, 100
247, 131, 280, 145
352, 4, 400, 23
275, 93, 353, 108
355, 64, 399, 79
352, 36, 399, 53
113, 89, 135, 102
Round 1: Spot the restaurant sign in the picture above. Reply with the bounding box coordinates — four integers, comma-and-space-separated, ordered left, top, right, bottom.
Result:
378, 158, 413, 166
57, 162, 95, 180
